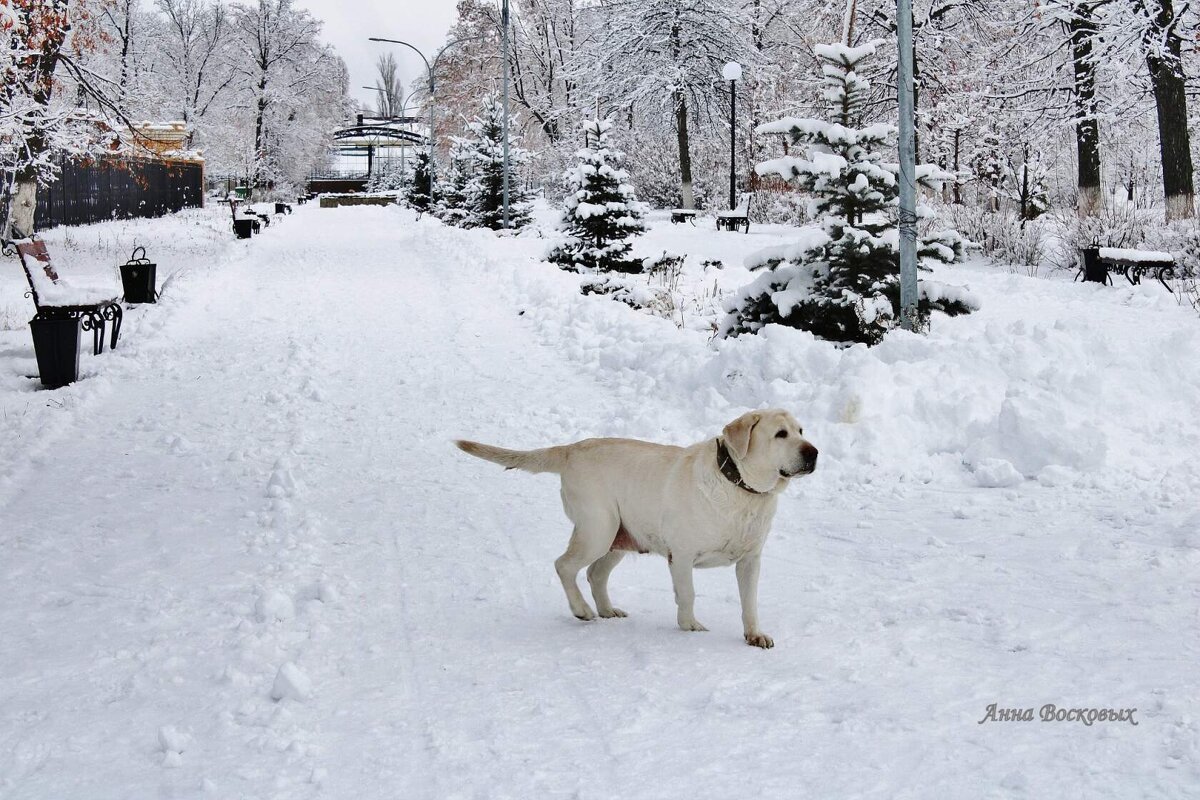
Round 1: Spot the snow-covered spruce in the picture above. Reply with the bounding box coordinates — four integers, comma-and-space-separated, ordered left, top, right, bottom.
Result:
722, 40, 976, 346
405, 150, 433, 213
442, 93, 534, 231
548, 119, 648, 273
434, 138, 474, 227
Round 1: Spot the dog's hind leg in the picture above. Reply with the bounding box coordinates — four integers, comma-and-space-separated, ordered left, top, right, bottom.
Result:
587, 551, 627, 618
555, 523, 615, 622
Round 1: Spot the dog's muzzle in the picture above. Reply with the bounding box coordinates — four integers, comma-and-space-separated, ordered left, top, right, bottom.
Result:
781, 442, 819, 477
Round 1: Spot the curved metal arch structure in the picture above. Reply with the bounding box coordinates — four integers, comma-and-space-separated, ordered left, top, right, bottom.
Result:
332, 125, 426, 147
309, 116, 425, 194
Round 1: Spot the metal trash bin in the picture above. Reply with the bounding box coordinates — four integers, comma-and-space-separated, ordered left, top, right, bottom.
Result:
234, 218, 254, 239
1081, 246, 1108, 284
119, 246, 158, 303
30, 314, 81, 388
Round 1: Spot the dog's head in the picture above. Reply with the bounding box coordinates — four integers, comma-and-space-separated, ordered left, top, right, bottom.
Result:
722, 409, 818, 493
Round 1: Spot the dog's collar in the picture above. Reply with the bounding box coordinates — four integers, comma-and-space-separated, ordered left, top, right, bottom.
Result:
716, 438, 765, 495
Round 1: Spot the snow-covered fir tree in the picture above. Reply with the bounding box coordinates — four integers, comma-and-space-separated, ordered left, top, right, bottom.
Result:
406, 150, 433, 213
434, 138, 474, 227
722, 41, 976, 346
547, 119, 648, 273
460, 94, 533, 230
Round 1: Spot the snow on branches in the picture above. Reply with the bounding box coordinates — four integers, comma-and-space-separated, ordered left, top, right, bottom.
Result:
722, 40, 976, 346
547, 119, 647, 274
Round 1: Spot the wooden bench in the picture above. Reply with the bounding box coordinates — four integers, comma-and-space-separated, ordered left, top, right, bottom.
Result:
669, 209, 698, 225
716, 193, 753, 233
3, 236, 123, 355
1078, 246, 1176, 293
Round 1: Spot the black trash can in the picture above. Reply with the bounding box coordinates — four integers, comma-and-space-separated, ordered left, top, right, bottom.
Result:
120, 246, 158, 303
30, 314, 81, 389
1081, 247, 1108, 284
275, 202, 292, 215
234, 218, 254, 239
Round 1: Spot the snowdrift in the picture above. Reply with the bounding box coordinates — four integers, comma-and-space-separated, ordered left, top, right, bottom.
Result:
446, 220, 1200, 494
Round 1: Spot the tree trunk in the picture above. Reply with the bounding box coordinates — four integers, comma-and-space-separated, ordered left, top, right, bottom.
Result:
1019, 144, 1030, 223
1144, 0, 1194, 220
4, 28, 60, 239
6, 175, 39, 239
1070, 3, 1102, 216
675, 90, 694, 210
252, 71, 269, 193
952, 128, 962, 205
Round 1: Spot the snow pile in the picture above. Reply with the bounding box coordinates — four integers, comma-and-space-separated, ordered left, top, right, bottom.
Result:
502, 232, 1200, 492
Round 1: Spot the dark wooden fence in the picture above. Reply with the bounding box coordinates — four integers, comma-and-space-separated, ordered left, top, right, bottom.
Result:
34, 157, 204, 231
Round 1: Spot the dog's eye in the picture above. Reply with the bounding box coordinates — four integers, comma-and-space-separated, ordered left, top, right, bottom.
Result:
775, 430, 788, 439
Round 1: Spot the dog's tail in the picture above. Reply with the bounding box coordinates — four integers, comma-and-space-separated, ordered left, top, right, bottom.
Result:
454, 439, 568, 474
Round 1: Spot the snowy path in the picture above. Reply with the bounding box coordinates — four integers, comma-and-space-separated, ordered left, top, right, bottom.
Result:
2, 206, 1197, 798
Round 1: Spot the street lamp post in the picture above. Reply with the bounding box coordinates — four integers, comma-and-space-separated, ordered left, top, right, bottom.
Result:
722, 62, 742, 210
896, 0, 918, 330
500, 0, 512, 229
369, 34, 489, 205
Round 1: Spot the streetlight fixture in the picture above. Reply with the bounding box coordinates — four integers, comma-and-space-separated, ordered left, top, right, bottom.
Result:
722, 61, 742, 210
369, 34, 490, 205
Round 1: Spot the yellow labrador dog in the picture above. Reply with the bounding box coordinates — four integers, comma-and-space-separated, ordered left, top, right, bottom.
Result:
455, 410, 817, 648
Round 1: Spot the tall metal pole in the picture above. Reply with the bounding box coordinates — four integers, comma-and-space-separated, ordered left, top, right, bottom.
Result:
897, 0, 918, 331
427, 72, 437, 202
500, 0, 512, 229
729, 79, 737, 210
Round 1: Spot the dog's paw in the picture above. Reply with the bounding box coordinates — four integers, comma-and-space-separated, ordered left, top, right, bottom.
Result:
744, 632, 774, 649
599, 607, 628, 618
678, 619, 708, 632
573, 607, 597, 621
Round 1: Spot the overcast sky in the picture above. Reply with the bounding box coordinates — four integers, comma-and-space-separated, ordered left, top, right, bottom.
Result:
296, 0, 461, 114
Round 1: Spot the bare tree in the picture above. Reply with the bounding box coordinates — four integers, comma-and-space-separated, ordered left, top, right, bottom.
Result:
158, 0, 236, 126
374, 52, 405, 117
231, 0, 325, 191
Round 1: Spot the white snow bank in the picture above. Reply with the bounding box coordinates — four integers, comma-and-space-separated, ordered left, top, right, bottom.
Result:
501, 236, 1200, 491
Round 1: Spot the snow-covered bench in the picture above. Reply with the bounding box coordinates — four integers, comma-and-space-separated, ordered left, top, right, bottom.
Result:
716, 193, 753, 233
669, 209, 698, 225
1078, 246, 1176, 293
3, 236, 123, 355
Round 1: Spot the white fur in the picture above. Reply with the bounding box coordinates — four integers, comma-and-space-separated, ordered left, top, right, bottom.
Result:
455, 409, 817, 648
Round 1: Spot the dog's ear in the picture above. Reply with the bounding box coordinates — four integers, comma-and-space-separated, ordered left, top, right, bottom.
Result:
722, 412, 760, 460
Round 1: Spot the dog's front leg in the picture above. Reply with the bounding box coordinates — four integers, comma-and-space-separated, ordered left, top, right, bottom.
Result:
669, 556, 707, 632
736, 554, 773, 648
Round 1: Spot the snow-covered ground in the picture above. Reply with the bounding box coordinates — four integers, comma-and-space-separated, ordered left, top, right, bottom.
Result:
1, 202, 1197, 798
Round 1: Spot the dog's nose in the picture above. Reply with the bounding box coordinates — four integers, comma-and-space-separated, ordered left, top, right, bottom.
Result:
801, 442, 818, 468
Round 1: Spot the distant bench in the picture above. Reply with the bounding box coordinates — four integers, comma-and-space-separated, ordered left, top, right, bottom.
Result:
716, 192, 753, 234
3, 235, 122, 355
1078, 246, 1176, 293
669, 209, 698, 225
